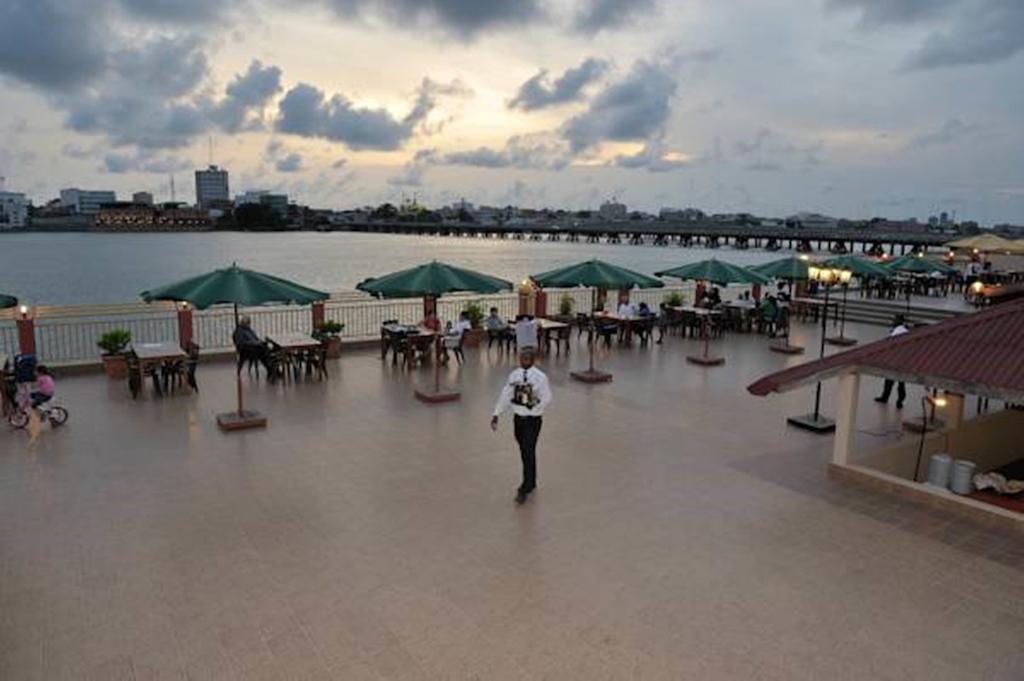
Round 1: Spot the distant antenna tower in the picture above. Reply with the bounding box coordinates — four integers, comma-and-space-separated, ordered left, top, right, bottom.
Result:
169, 174, 176, 203
208, 135, 214, 166
0, 176, 5, 191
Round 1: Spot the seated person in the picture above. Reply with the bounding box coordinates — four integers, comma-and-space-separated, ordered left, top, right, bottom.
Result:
444, 312, 472, 349
617, 299, 637, 318
637, 301, 653, 317
421, 310, 442, 332
704, 287, 722, 308
232, 316, 270, 371
514, 315, 538, 350
485, 307, 512, 348
31, 365, 55, 408
759, 295, 778, 336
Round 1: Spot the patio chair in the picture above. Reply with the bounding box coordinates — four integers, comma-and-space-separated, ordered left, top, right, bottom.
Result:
596, 319, 617, 348
164, 342, 200, 393
305, 345, 328, 380
126, 352, 141, 399
637, 316, 656, 347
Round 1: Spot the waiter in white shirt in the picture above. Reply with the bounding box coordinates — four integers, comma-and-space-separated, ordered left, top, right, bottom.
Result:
874, 315, 910, 408
491, 348, 553, 504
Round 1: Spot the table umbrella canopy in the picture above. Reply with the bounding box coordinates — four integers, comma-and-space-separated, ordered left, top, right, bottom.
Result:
945, 233, 1018, 253
0, 294, 17, 309
821, 255, 892, 278
655, 258, 768, 285
356, 261, 512, 298
885, 255, 957, 275
750, 256, 817, 281
140, 264, 329, 309
530, 259, 664, 290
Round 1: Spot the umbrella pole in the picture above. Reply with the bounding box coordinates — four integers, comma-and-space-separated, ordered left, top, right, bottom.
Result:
434, 336, 441, 394
234, 304, 243, 415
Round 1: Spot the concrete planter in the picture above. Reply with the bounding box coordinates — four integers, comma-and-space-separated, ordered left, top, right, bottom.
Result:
102, 354, 128, 380
322, 336, 343, 359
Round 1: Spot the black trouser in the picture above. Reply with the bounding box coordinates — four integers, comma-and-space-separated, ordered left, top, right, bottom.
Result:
879, 379, 906, 405
513, 415, 542, 493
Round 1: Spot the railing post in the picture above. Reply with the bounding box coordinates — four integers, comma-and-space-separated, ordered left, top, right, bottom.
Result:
177, 303, 194, 350
16, 306, 35, 356
311, 300, 325, 332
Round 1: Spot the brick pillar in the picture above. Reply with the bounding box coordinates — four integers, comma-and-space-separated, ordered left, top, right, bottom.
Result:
535, 289, 547, 318
177, 305, 194, 349
423, 295, 437, 319
694, 282, 706, 305
752, 284, 762, 303
595, 288, 607, 312
518, 290, 535, 316
17, 314, 35, 356
311, 300, 325, 331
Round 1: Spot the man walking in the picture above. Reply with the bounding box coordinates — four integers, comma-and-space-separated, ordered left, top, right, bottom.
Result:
875, 314, 910, 408
491, 348, 552, 504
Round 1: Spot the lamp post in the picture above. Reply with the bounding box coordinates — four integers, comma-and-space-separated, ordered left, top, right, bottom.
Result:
914, 393, 948, 481
787, 265, 851, 433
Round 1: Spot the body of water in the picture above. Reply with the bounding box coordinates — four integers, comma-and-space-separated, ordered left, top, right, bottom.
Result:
1, 231, 796, 306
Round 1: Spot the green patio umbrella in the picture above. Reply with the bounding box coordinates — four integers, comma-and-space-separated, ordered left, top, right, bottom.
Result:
821, 255, 892, 278
885, 255, 957, 275
0, 294, 17, 309
357, 261, 513, 402
750, 256, 817, 281
530, 259, 663, 383
356, 260, 512, 299
656, 259, 767, 366
141, 264, 329, 430
531, 259, 664, 290
655, 258, 769, 286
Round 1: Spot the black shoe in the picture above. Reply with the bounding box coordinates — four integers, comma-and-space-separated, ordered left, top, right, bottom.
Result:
874, 396, 888, 404
515, 490, 528, 505
896, 401, 904, 409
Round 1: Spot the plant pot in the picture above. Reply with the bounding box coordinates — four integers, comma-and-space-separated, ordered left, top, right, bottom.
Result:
323, 335, 343, 359
463, 329, 486, 348
102, 353, 128, 380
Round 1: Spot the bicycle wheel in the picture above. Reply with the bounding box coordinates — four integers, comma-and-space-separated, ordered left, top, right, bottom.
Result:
48, 407, 69, 427
8, 410, 29, 429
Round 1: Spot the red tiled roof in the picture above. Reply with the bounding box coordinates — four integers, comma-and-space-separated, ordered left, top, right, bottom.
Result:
748, 298, 1024, 401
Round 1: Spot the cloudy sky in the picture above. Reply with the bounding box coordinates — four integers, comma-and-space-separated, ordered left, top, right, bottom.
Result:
1, 0, 1023, 223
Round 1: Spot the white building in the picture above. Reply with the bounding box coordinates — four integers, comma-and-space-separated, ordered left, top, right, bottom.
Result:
0, 191, 28, 230
598, 200, 627, 221
195, 165, 229, 209
60, 188, 117, 215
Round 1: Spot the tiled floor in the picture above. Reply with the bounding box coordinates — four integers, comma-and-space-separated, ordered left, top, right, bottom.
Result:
2, 320, 1022, 680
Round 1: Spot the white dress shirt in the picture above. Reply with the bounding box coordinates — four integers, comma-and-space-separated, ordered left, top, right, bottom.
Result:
890, 324, 909, 338
617, 302, 636, 318
493, 366, 553, 417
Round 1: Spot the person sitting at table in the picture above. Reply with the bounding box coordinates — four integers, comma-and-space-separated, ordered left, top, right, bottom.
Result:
617, 298, 637, 318
484, 307, 510, 348
441, 311, 472, 364
655, 303, 670, 344
422, 309, 442, 332
515, 314, 538, 351
232, 316, 271, 375
637, 301, 653, 317
758, 295, 778, 337
704, 287, 722, 309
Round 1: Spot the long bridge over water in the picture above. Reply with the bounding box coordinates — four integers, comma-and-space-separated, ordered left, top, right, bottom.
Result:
336, 220, 951, 256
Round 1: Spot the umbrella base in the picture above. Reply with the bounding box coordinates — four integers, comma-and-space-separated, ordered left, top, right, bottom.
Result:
686, 355, 725, 366
217, 410, 268, 431
414, 389, 461, 404
571, 369, 613, 383
770, 341, 805, 355
825, 335, 858, 347
786, 413, 835, 433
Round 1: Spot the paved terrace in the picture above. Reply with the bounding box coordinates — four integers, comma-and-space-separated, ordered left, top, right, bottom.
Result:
2, 321, 1022, 680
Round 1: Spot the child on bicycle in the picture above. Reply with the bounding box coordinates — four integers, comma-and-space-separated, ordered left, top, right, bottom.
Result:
31, 365, 55, 409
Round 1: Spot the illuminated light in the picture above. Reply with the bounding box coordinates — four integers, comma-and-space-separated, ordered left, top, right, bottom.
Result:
798, 254, 810, 261
970, 281, 985, 294
19, 305, 29, 318
934, 396, 948, 408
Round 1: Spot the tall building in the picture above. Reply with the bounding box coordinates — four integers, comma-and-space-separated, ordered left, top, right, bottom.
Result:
0, 191, 28, 230
598, 200, 627, 221
59, 188, 117, 215
236, 190, 288, 218
195, 165, 229, 209
132, 191, 154, 206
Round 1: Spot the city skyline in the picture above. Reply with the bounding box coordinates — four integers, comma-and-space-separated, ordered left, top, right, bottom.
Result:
1, 0, 1023, 223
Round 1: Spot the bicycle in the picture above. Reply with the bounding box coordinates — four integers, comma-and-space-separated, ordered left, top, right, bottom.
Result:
7, 387, 68, 430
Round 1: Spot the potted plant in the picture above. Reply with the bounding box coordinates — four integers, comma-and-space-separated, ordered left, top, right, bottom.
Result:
314, 320, 345, 358
553, 294, 575, 322
461, 300, 487, 347
97, 329, 132, 380
664, 291, 685, 308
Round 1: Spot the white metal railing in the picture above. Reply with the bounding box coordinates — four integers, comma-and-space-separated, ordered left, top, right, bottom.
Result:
6, 284, 728, 364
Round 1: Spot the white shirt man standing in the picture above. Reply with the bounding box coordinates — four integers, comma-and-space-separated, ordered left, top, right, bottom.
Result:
491, 348, 553, 504
874, 315, 910, 408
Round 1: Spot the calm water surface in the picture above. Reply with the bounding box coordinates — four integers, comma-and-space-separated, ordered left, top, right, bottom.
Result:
1, 232, 793, 306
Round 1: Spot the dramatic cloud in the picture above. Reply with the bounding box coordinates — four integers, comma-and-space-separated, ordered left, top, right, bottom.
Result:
573, 0, 658, 34
612, 140, 697, 172
828, 0, 956, 26
110, 36, 209, 98
561, 59, 677, 152
318, 0, 542, 38
905, 2, 1024, 69
439, 134, 570, 170
118, 0, 234, 23
212, 60, 283, 133
0, 1, 107, 88
388, 149, 438, 186
509, 58, 608, 111
275, 152, 303, 172
277, 78, 465, 150
906, 118, 976, 150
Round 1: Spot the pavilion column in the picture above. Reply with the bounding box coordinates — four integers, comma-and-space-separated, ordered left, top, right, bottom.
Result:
832, 372, 860, 466
177, 304, 194, 350
16, 310, 35, 356
944, 393, 965, 430
311, 300, 325, 331
535, 289, 547, 317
